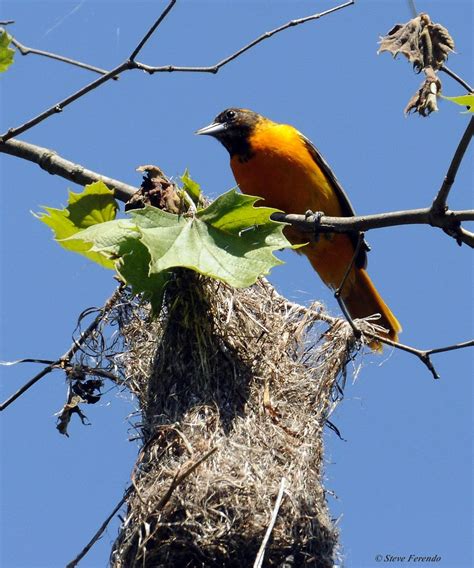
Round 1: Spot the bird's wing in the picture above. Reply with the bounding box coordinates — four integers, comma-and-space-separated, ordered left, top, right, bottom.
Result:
300, 133, 368, 269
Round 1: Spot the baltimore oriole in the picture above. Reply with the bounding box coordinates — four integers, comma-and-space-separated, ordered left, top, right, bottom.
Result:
197, 108, 401, 348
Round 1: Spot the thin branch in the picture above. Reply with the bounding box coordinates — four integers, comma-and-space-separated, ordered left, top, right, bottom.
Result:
66, 487, 133, 568
432, 116, 474, 215
0, 357, 56, 366
129, 0, 177, 60
0, 1, 353, 142
333, 235, 365, 339
0, 365, 58, 412
363, 332, 441, 379
8, 35, 115, 77
134, 1, 355, 75
272, 208, 474, 247
273, 293, 473, 380
427, 338, 474, 356
0, 20, 14, 25
440, 65, 473, 93
0, 61, 130, 143
253, 477, 287, 568
0, 285, 124, 412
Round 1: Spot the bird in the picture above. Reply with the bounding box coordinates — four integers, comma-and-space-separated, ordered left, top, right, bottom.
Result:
196, 108, 401, 348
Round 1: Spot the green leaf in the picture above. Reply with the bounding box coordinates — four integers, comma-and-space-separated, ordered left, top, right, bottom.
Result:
180, 169, 203, 206
116, 240, 171, 314
37, 181, 119, 268
0, 30, 14, 72
71, 188, 292, 291
130, 189, 291, 288
442, 94, 474, 113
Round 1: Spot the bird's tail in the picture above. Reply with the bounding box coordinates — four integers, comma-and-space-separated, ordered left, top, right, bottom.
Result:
342, 267, 401, 351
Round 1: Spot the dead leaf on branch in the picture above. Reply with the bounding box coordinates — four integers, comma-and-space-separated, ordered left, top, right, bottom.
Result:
56, 395, 91, 437
125, 165, 183, 214
378, 13, 455, 116
378, 13, 454, 71
405, 66, 442, 116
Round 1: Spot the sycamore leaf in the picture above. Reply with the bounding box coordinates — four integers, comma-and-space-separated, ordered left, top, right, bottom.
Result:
37, 181, 119, 268
132, 190, 290, 288
442, 94, 474, 113
71, 189, 292, 291
180, 169, 203, 206
116, 240, 171, 314
0, 30, 14, 72
378, 14, 454, 71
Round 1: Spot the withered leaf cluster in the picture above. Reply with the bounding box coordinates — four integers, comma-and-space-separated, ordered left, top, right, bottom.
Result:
378, 13, 455, 116
125, 165, 183, 213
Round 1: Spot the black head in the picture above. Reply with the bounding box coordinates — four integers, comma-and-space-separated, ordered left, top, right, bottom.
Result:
196, 108, 262, 159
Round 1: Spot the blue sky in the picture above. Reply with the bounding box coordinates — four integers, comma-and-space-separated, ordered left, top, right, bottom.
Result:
1, 1, 472, 567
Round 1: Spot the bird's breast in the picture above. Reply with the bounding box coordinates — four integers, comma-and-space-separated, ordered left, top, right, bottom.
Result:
230, 126, 343, 217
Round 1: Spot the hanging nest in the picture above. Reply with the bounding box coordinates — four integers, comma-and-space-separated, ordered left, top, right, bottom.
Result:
109, 268, 360, 568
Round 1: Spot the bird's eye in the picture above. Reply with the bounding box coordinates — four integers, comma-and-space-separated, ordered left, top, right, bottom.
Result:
226, 110, 236, 121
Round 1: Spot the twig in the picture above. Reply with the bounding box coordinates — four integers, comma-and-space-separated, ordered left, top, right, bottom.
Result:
268, 287, 473, 380
0, 357, 55, 366
134, 1, 354, 75
0, 285, 124, 412
333, 235, 365, 338
0, 60, 130, 143
0, 1, 353, 142
440, 66, 473, 93
427, 338, 474, 356
66, 487, 133, 568
129, 0, 177, 60
8, 35, 115, 77
253, 477, 287, 568
0, 20, 14, 25
431, 116, 474, 216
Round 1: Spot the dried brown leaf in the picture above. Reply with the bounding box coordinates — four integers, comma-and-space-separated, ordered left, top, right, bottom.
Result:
405, 66, 442, 116
56, 395, 90, 437
379, 13, 454, 71
125, 165, 183, 213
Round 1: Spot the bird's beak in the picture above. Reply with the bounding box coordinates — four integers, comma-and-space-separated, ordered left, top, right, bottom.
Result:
195, 121, 226, 137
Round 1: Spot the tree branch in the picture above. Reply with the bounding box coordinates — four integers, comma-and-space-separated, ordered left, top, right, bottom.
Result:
431, 116, 474, 215
8, 34, 115, 77
272, 208, 474, 246
0, 1, 353, 142
1, 137, 472, 246
0, 138, 136, 202
1, 139, 472, 379
129, 0, 177, 60
66, 487, 133, 568
0, 285, 124, 412
440, 65, 474, 93
0, 60, 130, 143
134, 1, 354, 75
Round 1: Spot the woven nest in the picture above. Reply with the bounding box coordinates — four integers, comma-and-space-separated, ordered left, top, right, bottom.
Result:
108, 267, 360, 568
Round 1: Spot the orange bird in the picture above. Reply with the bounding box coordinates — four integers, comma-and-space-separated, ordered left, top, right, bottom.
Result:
197, 108, 401, 347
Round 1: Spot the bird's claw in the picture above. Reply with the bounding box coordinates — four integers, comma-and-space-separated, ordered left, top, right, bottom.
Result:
305, 210, 324, 224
